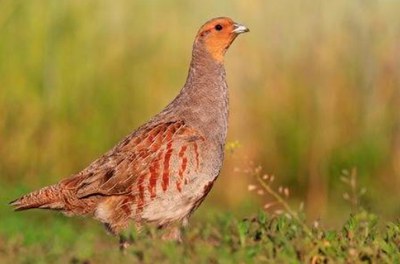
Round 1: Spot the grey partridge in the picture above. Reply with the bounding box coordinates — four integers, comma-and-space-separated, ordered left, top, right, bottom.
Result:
10, 17, 249, 244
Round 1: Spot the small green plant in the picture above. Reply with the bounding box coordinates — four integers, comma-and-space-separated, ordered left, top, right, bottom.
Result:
245, 164, 312, 237
340, 167, 367, 212
239, 163, 400, 263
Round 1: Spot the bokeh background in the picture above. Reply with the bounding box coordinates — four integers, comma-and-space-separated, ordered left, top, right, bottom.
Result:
1, 0, 399, 238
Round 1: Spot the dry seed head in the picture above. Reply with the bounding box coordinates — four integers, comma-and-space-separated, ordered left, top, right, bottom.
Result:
340, 176, 349, 184
264, 202, 276, 210
284, 187, 290, 197
350, 174, 356, 186
274, 209, 283, 215
270, 175, 275, 182
299, 202, 304, 211
247, 184, 257, 191
257, 189, 264, 196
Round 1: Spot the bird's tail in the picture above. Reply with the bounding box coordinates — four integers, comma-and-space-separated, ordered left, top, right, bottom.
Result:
9, 184, 64, 211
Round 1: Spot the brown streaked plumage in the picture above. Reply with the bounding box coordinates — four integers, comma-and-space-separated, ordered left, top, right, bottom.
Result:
10, 17, 249, 245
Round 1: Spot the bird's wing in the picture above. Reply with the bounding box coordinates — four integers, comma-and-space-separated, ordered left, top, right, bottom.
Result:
61, 121, 205, 199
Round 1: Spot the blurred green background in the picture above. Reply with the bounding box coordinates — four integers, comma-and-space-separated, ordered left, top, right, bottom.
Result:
1, 0, 399, 235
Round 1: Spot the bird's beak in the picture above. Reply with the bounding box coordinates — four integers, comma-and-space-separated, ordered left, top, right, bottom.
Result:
232, 23, 250, 34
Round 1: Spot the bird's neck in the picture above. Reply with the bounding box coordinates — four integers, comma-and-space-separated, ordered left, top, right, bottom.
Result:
183, 42, 227, 102
173, 43, 229, 143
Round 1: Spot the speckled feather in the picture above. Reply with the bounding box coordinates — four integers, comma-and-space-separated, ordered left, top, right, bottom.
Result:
10, 17, 248, 237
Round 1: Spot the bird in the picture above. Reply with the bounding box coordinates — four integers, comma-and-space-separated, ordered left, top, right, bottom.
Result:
9, 17, 249, 248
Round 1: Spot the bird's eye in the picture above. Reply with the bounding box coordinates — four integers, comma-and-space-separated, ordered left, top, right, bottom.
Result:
215, 24, 223, 31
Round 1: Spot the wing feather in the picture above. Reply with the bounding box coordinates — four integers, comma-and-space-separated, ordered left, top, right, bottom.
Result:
60, 121, 204, 199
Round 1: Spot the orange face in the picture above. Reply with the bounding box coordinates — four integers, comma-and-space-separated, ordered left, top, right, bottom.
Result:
195, 17, 249, 62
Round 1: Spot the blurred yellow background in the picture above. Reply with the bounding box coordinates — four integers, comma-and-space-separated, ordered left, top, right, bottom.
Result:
1, 0, 399, 224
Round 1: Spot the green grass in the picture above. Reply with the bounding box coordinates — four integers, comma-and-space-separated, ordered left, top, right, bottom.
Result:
1, 171, 399, 263
1, 0, 400, 218
1, 208, 399, 263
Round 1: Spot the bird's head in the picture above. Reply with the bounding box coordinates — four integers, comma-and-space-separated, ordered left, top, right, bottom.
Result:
195, 17, 249, 63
